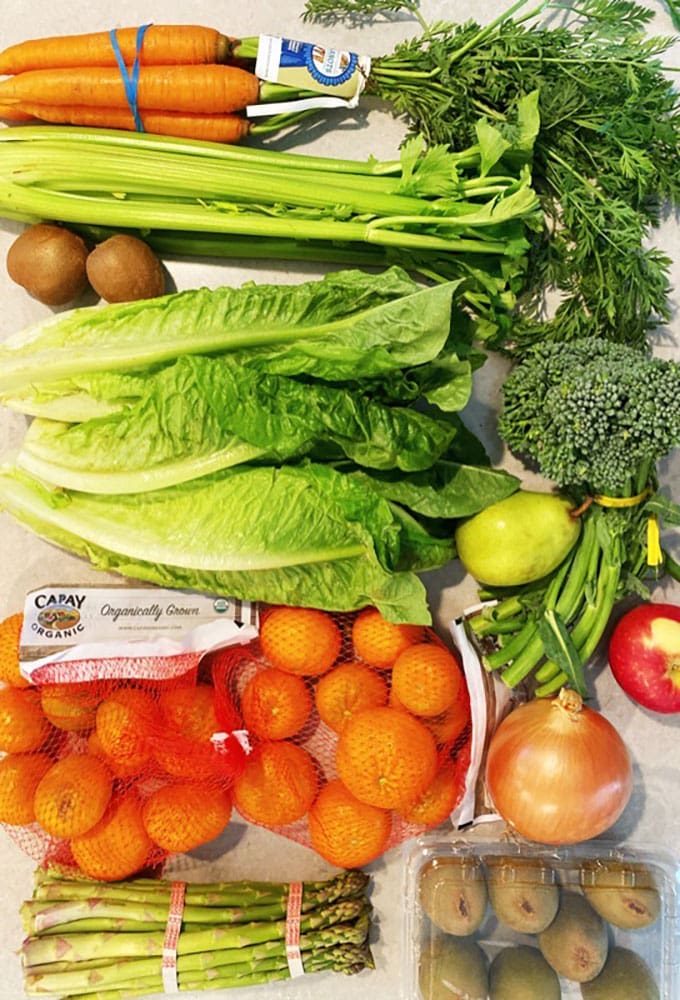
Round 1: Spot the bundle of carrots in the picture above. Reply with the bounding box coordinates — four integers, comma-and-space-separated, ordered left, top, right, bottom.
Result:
0, 26, 309, 143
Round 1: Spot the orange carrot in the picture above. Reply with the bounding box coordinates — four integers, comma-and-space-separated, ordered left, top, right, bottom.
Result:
0, 65, 261, 115
0, 105, 35, 121
1, 101, 251, 143
0, 26, 236, 75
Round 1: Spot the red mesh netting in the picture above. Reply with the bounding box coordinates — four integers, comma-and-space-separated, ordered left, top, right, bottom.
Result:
0, 640, 247, 880
0, 606, 472, 875
207, 606, 472, 868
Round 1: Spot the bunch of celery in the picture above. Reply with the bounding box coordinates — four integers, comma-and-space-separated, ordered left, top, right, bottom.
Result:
0, 92, 541, 339
21, 869, 373, 999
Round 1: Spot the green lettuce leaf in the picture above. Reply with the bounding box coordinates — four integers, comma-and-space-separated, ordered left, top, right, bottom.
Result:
407, 356, 474, 412
354, 306, 485, 414
0, 267, 458, 395
389, 506, 456, 572
349, 461, 520, 518
3, 372, 152, 421
5, 347, 479, 424
438, 416, 491, 467
16, 356, 458, 493
17, 418, 267, 495
0, 464, 439, 623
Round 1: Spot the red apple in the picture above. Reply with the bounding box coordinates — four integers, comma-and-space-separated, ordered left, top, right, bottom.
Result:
608, 603, 680, 714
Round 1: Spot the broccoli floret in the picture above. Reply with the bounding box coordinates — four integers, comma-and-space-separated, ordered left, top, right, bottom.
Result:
499, 339, 680, 495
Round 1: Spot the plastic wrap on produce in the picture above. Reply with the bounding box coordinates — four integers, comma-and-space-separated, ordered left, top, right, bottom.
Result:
449, 604, 527, 829
403, 833, 680, 1000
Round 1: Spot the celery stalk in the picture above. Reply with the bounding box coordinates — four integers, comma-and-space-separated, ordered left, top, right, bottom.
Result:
0, 124, 540, 327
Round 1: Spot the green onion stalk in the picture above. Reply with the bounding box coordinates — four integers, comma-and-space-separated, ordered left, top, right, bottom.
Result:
466, 338, 680, 696
0, 106, 542, 338
21, 871, 374, 999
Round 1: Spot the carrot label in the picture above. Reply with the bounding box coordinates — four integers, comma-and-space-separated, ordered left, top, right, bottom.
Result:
249, 35, 370, 116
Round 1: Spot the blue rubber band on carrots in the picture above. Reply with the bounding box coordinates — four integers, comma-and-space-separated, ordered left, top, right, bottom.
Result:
109, 23, 152, 132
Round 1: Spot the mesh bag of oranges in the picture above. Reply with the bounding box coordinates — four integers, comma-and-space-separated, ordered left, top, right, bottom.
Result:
0, 610, 252, 880
211, 605, 473, 869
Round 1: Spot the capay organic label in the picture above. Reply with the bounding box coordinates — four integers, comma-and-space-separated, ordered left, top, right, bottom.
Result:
20, 585, 258, 668
99, 601, 201, 625
34, 590, 86, 636
27, 588, 206, 640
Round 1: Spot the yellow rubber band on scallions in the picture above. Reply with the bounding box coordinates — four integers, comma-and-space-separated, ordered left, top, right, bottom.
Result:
593, 487, 652, 509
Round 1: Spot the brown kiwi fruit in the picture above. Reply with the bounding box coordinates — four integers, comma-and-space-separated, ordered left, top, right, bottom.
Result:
86, 234, 165, 303
538, 891, 608, 983
581, 861, 661, 930
7, 223, 89, 305
486, 855, 559, 934
489, 945, 561, 1000
419, 935, 488, 1000
581, 947, 660, 1000
419, 856, 487, 936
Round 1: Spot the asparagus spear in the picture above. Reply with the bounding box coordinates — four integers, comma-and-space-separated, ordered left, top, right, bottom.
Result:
25, 958, 114, 976
33, 919, 192, 935
26, 943, 374, 996
22, 897, 370, 967
26, 896, 366, 933
32, 869, 369, 908
63, 969, 292, 1000
25, 916, 372, 993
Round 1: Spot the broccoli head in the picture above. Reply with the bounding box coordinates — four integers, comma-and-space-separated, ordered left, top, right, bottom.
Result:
499, 338, 680, 495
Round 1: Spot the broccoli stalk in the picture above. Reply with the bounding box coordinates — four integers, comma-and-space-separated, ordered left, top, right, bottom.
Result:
469, 339, 680, 694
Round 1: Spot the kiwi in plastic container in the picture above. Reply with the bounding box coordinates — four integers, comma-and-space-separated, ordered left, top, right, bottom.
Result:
419, 856, 487, 936
580, 860, 661, 930
581, 946, 659, 1000
538, 890, 608, 983
489, 945, 561, 1000
419, 934, 488, 1000
485, 855, 559, 934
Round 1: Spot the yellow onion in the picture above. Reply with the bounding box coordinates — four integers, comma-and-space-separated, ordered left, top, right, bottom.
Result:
486, 688, 633, 844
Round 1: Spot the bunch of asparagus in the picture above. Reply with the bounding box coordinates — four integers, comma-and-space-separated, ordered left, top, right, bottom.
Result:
21, 869, 374, 999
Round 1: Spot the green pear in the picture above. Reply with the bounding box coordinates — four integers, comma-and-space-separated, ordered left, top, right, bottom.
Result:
455, 490, 581, 587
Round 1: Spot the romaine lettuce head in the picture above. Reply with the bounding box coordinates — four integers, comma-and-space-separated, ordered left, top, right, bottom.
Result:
15, 356, 460, 494
0, 267, 459, 397
0, 463, 454, 623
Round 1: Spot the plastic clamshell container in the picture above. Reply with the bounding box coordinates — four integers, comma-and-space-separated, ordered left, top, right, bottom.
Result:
403, 833, 680, 999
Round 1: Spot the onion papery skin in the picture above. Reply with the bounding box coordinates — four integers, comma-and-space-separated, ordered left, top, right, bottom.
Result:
486, 688, 633, 845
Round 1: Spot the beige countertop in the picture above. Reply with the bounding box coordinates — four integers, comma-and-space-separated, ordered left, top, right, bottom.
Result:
0, 1, 679, 998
